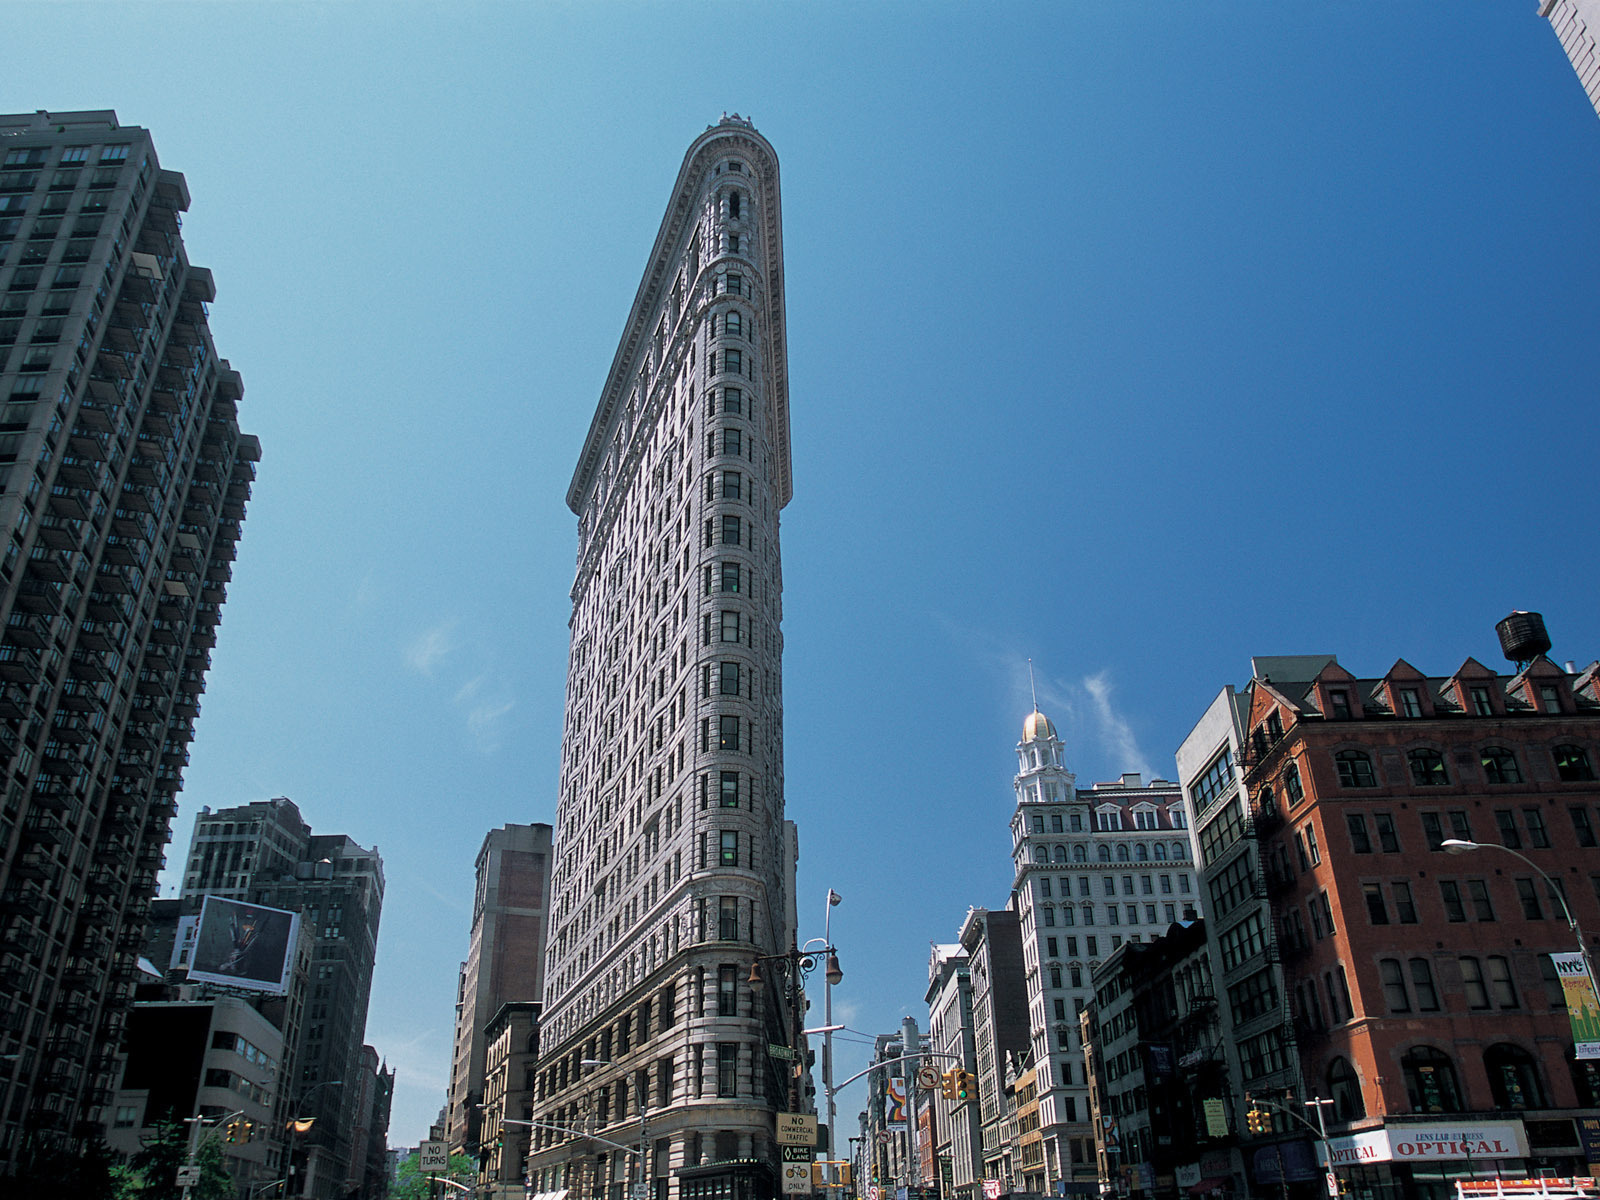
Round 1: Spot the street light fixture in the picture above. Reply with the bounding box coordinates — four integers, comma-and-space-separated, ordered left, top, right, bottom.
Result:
1441, 839, 1598, 984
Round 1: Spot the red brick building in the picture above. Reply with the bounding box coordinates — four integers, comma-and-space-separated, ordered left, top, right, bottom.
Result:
1238, 636, 1600, 1200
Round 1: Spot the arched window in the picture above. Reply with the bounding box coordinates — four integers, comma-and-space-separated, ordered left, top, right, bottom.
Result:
1033, 846, 1048, 864
1555, 745, 1597, 782
1485, 1044, 1548, 1109
1335, 750, 1376, 788
1116, 844, 1131, 862
1097, 845, 1111, 863
1153, 843, 1168, 861
1569, 1049, 1600, 1106
1327, 1057, 1365, 1121
1408, 748, 1448, 787
1170, 841, 1187, 860
1401, 1046, 1464, 1113
1073, 844, 1088, 863
1052, 844, 1068, 863
1135, 843, 1149, 861
1284, 762, 1305, 804
1481, 747, 1522, 785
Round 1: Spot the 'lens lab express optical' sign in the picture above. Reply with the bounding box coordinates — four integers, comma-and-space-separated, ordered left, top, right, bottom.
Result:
1326, 1123, 1527, 1166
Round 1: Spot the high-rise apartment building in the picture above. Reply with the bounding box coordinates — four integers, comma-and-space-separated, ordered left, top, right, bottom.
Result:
446, 822, 552, 1156
525, 115, 795, 1200
0, 109, 256, 1174
1008, 709, 1196, 1194
180, 798, 385, 1200
1541, 0, 1600, 119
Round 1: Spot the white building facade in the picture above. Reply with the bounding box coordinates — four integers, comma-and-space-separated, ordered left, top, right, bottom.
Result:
526, 116, 797, 1200
1008, 710, 1199, 1195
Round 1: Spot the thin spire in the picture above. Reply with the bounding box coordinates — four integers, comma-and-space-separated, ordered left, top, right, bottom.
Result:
1028, 658, 1039, 714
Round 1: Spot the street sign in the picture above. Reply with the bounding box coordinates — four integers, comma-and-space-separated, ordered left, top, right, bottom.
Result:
914, 1066, 939, 1090
176, 1166, 201, 1186
768, 1043, 798, 1060
782, 1146, 815, 1163
1326, 1173, 1339, 1199
781, 1161, 812, 1195
776, 1113, 818, 1147
419, 1140, 449, 1173
632, 1184, 651, 1200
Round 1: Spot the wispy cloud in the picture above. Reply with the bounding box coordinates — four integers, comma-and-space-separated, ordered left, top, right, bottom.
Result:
455, 674, 515, 751
1082, 670, 1155, 780
405, 622, 456, 676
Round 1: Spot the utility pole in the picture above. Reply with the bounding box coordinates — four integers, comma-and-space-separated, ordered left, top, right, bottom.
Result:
901, 1017, 920, 1200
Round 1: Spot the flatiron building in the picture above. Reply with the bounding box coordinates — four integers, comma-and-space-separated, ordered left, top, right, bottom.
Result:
524, 116, 798, 1200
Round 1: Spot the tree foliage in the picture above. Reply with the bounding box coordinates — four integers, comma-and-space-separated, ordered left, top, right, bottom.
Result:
390, 1151, 477, 1200
119, 1119, 234, 1200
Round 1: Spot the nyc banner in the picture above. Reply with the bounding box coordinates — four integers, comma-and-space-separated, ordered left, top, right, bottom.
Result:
1551, 953, 1600, 1059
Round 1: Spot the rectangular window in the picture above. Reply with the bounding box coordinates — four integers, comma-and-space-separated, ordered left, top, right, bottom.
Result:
1410, 958, 1440, 1011
1495, 810, 1522, 849
720, 561, 741, 593
1421, 812, 1445, 851
1375, 812, 1400, 853
1329, 689, 1351, 719
1347, 813, 1372, 854
1399, 688, 1422, 718
1305, 824, 1321, 865
1470, 685, 1494, 715
719, 661, 740, 696
1392, 881, 1418, 923
717, 1044, 738, 1096
718, 715, 739, 751
1516, 878, 1543, 920
723, 348, 742, 376
1461, 957, 1490, 1009
1449, 810, 1473, 841
724, 427, 742, 456
724, 388, 742, 415
1467, 879, 1495, 921
718, 966, 738, 1017
1440, 879, 1465, 922
1381, 959, 1410, 1012
1042, 907, 1055, 927
720, 771, 739, 808
1573, 807, 1597, 848
719, 896, 738, 940
721, 514, 741, 546
1524, 808, 1550, 848
1363, 883, 1389, 925
720, 611, 740, 643
725, 273, 743, 296
719, 830, 738, 866
722, 469, 741, 500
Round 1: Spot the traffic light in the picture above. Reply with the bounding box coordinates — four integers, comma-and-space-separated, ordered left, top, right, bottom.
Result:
955, 1070, 972, 1102
225, 1120, 240, 1143
242, 1120, 255, 1143
940, 1071, 957, 1100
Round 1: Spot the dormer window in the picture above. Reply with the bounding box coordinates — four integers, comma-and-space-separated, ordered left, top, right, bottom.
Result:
1399, 689, 1423, 718
1470, 686, 1494, 716
1329, 689, 1351, 720
1540, 684, 1563, 715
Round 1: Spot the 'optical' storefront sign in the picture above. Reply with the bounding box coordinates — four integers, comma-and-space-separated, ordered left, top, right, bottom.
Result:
1326, 1123, 1527, 1166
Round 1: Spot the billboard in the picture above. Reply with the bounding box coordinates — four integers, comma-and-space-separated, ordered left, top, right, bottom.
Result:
186, 895, 299, 995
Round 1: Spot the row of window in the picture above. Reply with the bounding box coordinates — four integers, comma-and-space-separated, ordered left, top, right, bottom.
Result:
3, 145, 129, 169
1038, 872, 1191, 898
1030, 840, 1189, 864
1037, 901, 1193, 928
1328, 743, 1596, 790
1339, 803, 1600, 856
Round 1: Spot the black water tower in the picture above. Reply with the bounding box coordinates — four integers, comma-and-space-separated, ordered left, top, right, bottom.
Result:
1495, 610, 1552, 666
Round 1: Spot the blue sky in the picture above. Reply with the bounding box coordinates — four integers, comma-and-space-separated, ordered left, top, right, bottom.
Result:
8, 1, 1599, 1149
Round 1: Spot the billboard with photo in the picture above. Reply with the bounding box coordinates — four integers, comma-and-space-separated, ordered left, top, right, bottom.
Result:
186, 895, 299, 995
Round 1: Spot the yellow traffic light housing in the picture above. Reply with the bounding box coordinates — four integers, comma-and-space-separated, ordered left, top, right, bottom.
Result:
955, 1069, 972, 1102
940, 1070, 957, 1100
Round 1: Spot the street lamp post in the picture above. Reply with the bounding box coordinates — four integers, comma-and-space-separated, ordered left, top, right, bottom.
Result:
286, 1080, 345, 1200
1441, 839, 1599, 986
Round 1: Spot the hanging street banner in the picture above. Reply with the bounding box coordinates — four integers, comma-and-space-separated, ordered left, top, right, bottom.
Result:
1552, 954, 1600, 1059
886, 1078, 907, 1130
